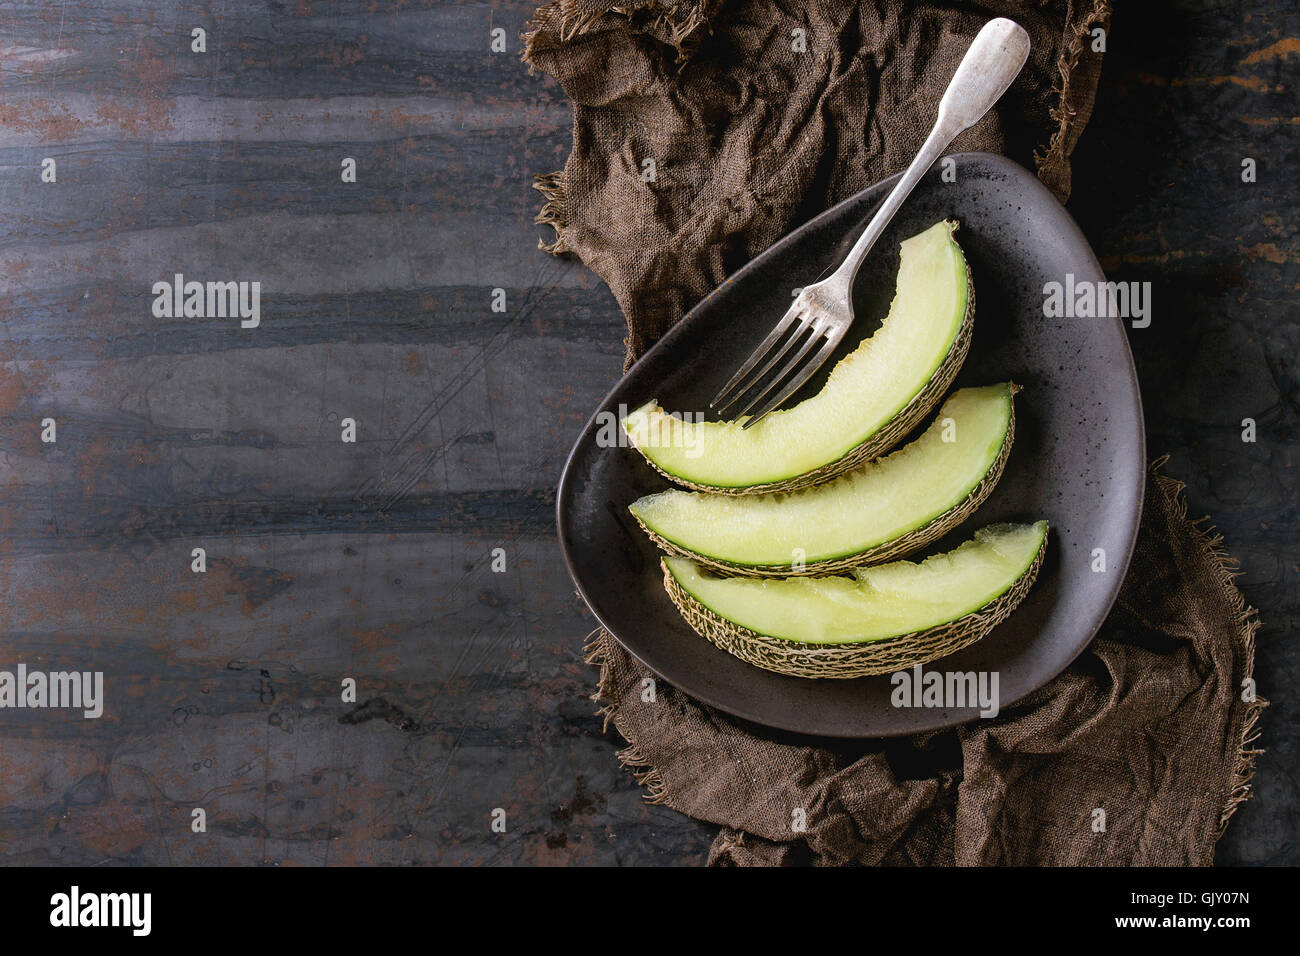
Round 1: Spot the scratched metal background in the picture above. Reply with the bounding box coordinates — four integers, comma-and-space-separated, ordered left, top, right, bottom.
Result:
0, 1, 1294, 865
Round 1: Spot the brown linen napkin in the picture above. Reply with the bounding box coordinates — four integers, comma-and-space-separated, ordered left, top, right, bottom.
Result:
525, 0, 1264, 865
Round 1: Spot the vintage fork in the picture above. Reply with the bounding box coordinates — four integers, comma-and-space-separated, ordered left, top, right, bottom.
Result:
711, 17, 1031, 428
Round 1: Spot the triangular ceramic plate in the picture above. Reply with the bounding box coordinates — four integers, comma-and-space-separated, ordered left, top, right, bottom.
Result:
557, 153, 1145, 739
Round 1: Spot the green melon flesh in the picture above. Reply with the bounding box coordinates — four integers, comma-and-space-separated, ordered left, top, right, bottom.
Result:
623, 220, 970, 489
630, 384, 1014, 570
663, 522, 1048, 645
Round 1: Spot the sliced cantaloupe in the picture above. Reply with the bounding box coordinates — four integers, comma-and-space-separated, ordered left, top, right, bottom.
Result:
630, 383, 1016, 575
623, 220, 973, 494
662, 521, 1048, 678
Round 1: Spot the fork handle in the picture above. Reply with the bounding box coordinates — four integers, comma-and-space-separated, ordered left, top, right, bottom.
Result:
830, 18, 1031, 291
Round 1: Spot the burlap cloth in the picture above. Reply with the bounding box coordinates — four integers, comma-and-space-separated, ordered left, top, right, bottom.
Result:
524, 0, 1265, 865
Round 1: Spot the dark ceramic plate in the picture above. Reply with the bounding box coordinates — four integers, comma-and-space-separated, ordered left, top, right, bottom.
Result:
557, 152, 1145, 739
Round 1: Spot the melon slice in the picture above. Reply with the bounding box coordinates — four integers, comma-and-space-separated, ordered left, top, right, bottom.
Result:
630, 383, 1017, 575
663, 521, 1048, 678
623, 220, 973, 494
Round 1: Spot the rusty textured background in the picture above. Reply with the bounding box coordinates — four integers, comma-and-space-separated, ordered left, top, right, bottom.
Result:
0, 0, 1294, 865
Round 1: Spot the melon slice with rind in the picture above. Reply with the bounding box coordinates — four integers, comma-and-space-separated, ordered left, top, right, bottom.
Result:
623, 219, 974, 494
662, 521, 1049, 678
630, 383, 1017, 576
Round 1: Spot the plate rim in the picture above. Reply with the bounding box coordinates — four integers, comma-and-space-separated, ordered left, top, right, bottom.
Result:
556, 151, 1147, 739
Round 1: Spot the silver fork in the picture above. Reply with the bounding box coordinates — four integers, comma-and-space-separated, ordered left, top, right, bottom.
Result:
711, 17, 1031, 428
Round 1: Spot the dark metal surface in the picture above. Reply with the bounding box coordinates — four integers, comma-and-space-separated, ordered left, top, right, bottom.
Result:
559, 153, 1146, 738
1069, 5, 1297, 866
0, 0, 1293, 863
0, 0, 707, 866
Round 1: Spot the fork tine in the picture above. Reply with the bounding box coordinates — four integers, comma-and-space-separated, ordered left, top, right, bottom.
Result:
710, 303, 805, 410
714, 320, 818, 416
741, 334, 838, 430
735, 321, 827, 421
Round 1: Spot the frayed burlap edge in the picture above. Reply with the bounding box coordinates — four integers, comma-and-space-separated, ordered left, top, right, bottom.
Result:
587, 457, 1265, 862
1145, 455, 1267, 850
522, 1, 720, 255
521, 0, 719, 66
532, 170, 570, 254
1034, 0, 1113, 200
583, 627, 671, 804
